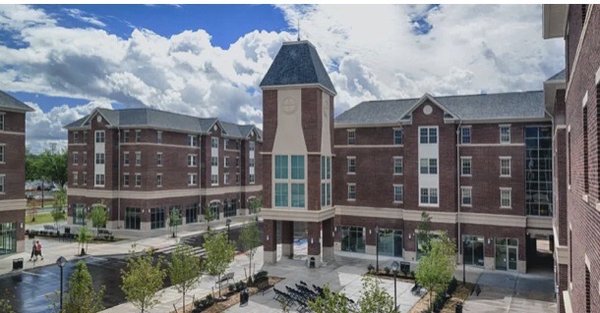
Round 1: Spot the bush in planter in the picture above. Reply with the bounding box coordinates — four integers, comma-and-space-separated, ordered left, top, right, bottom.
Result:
447, 277, 457, 294
384, 266, 391, 275
410, 270, 415, 278
235, 281, 246, 292
367, 264, 374, 274
228, 283, 235, 293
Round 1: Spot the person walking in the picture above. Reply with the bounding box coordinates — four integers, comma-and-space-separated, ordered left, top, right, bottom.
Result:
29, 241, 36, 261
34, 240, 44, 261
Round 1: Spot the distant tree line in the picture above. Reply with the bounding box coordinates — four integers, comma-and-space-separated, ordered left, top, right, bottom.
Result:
25, 149, 68, 187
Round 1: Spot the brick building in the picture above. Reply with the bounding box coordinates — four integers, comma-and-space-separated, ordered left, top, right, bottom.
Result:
260, 40, 554, 273
544, 4, 600, 313
64, 108, 262, 233
0, 91, 33, 256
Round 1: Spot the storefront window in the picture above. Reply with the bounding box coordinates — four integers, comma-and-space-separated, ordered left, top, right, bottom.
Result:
125, 207, 141, 230
378, 229, 402, 257
186, 203, 198, 224
462, 235, 484, 267
150, 207, 165, 229
341, 226, 365, 253
0, 223, 16, 255
74, 204, 86, 225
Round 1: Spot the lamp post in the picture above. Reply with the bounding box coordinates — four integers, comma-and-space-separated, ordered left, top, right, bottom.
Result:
226, 218, 231, 242
391, 261, 399, 311
375, 226, 379, 273
462, 237, 469, 285
56, 256, 67, 311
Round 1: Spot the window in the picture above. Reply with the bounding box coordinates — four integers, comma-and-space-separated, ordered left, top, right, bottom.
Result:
347, 156, 356, 174
123, 173, 129, 187
394, 128, 403, 145
156, 152, 163, 166
0, 114, 4, 130
95, 131, 105, 143
211, 137, 218, 148
275, 183, 288, 206
347, 183, 356, 201
525, 127, 553, 216
347, 129, 356, 144
95, 153, 105, 165
393, 157, 403, 175
0, 174, 5, 193
156, 174, 162, 187
135, 151, 141, 166
188, 154, 197, 167
583, 105, 589, 194
585, 264, 591, 313
340, 226, 366, 253
224, 156, 230, 168
249, 141, 255, 151
249, 158, 255, 167
568, 128, 572, 186
500, 188, 511, 208
420, 188, 438, 205
420, 158, 438, 174
185, 203, 198, 224
72, 172, 78, 185
420, 127, 437, 144
500, 157, 511, 177
83, 131, 88, 143
461, 187, 472, 206
135, 130, 141, 142
82, 172, 87, 185
460, 126, 471, 144
95, 174, 105, 186
150, 208, 165, 229
393, 185, 403, 203
223, 200, 237, 218
460, 157, 472, 176
135, 173, 141, 187
321, 156, 332, 207
249, 174, 256, 184
74, 204, 85, 225
499, 125, 511, 143
157, 131, 162, 143
83, 152, 87, 165
224, 173, 229, 185
291, 183, 305, 207
122, 130, 129, 143
72, 152, 78, 165
124, 207, 141, 230
73, 132, 79, 143
275, 155, 288, 179
188, 173, 198, 186
291, 155, 304, 179
123, 152, 129, 166
188, 135, 198, 147
211, 174, 218, 185
211, 156, 218, 167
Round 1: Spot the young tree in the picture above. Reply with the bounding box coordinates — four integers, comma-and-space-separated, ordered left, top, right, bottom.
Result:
416, 211, 433, 257
203, 206, 216, 231
203, 232, 235, 298
168, 244, 202, 313
308, 285, 352, 313
169, 207, 182, 238
415, 233, 457, 311
247, 197, 262, 215
357, 275, 395, 313
238, 222, 261, 277
50, 205, 66, 231
121, 249, 166, 313
52, 187, 67, 230
63, 261, 105, 313
77, 226, 93, 255
89, 205, 108, 236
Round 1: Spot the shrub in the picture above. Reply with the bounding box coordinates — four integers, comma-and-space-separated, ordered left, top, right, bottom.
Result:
367, 264, 374, 273
228, 283, 235, 293
384, 266, 391, 275
235, 281, 246, 292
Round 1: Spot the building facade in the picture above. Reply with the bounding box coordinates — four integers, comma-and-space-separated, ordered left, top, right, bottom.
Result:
544, 4, 600, 313
0, 91, 33, 257
260, 40, 554, 273
64, 108, 262, 233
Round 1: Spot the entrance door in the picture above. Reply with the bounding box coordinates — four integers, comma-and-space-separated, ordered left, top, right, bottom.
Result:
508, 246, 518, 271
495, 238, 519, 271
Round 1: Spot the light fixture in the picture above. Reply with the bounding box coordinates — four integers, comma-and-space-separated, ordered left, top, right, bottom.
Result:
311, 238, 314, 244
266, 235, 270, 241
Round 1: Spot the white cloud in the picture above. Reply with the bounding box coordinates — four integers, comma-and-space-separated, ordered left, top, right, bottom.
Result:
0, 5, 563, 152
62, 8, 106, 28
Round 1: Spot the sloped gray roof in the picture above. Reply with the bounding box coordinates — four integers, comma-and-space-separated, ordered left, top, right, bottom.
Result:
64, 108, 260, 139
0, 90, 34, 112
260, 41, 336, 94
335, 91, 546, 126
547, 69, 565, 81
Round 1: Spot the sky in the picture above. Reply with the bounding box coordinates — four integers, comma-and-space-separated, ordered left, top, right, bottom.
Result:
0, 4, 564, 153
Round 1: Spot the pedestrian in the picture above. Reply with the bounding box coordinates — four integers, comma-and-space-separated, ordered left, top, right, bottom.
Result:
34, 240, 44, 261
29, 241, 35, 261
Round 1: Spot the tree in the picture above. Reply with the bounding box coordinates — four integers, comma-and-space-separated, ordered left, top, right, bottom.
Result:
415, 233, 456, 311
357, 275, 395, 313
308, 285, 352, 313
77, 226, 93, 255
203, 232, 235, 298
416, 211, 433, 258
89, 204, 108, 236
169, 207, 182, 238
203, 205, 216, 231
238, 222, 261, 278
50, 187, 66, 230
168, 244, 202, 313
63, 261, 105, 313
248, 197, 262, 215
121, 249, 166, 313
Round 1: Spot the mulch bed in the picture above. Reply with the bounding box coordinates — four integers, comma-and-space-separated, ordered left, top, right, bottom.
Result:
409, 283, 474, 313
171, 276, 284, 313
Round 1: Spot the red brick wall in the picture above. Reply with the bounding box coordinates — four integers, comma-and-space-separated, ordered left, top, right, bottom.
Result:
0, 112, 26, 201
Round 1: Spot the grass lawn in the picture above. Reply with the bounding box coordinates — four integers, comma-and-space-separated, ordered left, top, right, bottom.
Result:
25, 212, 56, 224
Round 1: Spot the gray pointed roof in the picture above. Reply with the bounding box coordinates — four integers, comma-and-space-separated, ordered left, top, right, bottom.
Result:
64, 107, 261, 140
335, 90, 547, 126
546, 69, 565, 81
260, 41, 336, 95
0, 90, 34, 112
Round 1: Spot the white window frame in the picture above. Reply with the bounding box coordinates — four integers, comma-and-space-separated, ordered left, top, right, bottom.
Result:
224, 156, 230, 168
188, 173, 198, 186
460, 157, 472, 177
73, 131, 79, 143
123, 173, 129, 187
224, 173, 229, 185
347, 156, 356, 174
347, 183, 356, 201
211, 174, 218, 185
420, 158, 438, 174
393, 128, 403, 145
419, 127, 438, 144
211, 137, 219, 149
135, 151, 141, 166
72, 152, 78, 165
347, 129, 356, 145
461, 186, 472, 207
499, 125, 511, 144
156, 173, 163, 187
0, 174, 5, 193
156, 152, 163, 167
82, 171, 87, 185
123, 152, 130, 166
72, 171, 78, 186
135, 173, 142, 188
420, 187, 439, 205
500, 156, 511, 177
95, 130, 105, 143
83, 152, 87, 165
188, 154, 197, 167
249, 174, 256, 184
0, 114, 5, 131
500, 187, 512, 208
393, 184, 404, 203
0, 145, 5, 163
135, 129, 141, 142
393, 156, 403, 175
188, 134, 198, 147
460, 126, 471, 144
157, 131, 162, 143
123, 130, 129, 143
95, 174, 105, 187
95, 153, 105, 165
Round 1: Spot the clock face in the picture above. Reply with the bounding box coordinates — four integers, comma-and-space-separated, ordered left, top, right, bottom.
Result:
423, 105, 433, 115
96, 115, 102, 123
282, 97, 298, 114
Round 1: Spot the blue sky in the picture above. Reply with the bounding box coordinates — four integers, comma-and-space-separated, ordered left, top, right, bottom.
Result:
0, 4, 563, 153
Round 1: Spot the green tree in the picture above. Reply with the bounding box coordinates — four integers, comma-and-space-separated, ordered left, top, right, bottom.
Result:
415, 233, 456, 311
308, 285, 351, 313
357, 275, 395, 313
50, 187, 67, 229
168, 244, 202, 313
121, 249, 166, 313
77, 226, 93, 255
247, 197, 262, 215
89, 204, 108, 236
169, 208, 182, 238
203, 232, 235, 298
63, 261, 105, 313
416, 211, 433, 258
203, 205, 216, 231
238, 222, 261, 278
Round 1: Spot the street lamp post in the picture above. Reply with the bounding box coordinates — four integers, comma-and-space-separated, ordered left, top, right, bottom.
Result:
375, 226, 379, 273
56, 256, 67, 311
226, 218, 231, 242
462, 238, 469, 285
391, 261, 399, 312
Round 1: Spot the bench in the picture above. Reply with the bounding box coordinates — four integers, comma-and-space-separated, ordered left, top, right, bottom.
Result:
43, 225, 57, 231
96, 229, 113, 240
216, 272, 234, 286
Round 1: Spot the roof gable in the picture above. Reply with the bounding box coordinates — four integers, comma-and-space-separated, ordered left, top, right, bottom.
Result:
0, 90, 35, 112
402, 93, 460, 120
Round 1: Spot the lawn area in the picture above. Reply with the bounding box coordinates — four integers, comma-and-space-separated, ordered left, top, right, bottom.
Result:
25, 212, 56, 224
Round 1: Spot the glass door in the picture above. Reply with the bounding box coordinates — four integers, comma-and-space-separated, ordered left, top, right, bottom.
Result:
508, 246, 518, 271
495, 238, 507, 271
